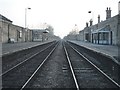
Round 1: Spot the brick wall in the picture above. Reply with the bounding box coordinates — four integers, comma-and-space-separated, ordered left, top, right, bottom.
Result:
1, 21, 31, 43
2, 22, 9, 43
0, 21, 2, 42
117, 15, 120, 46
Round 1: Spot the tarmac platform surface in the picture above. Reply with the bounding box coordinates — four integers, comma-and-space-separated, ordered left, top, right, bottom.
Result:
2, 40, 54, 56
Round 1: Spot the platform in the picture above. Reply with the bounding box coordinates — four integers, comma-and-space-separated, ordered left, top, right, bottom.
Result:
2, 40, 54, 56
69, 40, 120, 65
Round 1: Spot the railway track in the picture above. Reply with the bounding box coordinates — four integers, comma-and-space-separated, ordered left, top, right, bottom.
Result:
63, 41, 120, 89
2, 41, 59, 89
2, 40, 119, 89
24, 40, 76, 89
2, 41, 56, 74
67, 41, 120, 86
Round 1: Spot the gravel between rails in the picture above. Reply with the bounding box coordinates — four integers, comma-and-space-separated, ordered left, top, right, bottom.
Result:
68, 41, 120, 85
2, 41, 55, 73
64, 42, 118, 89
25, 41, 76, 89
2, 42, 57, 88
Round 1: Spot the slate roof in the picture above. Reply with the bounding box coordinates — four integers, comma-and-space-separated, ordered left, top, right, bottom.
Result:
0, 14, 12, 23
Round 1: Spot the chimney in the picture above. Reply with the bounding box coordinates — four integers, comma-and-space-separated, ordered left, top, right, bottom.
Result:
98, 15, 100, 23
86, 22, 88, 27
106, 7, 111, 19
90, 19, 93, 26
118, 1, 120, 14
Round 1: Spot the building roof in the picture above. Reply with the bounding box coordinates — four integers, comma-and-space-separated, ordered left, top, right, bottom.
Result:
0, 14, 12, 23
31, 29, 49, 33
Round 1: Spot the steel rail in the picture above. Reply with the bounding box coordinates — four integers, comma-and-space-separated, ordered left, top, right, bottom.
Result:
20, 42, 59, 90
63, 43, 80, 90
67, 42, 120, 88
1, 42, 56, 76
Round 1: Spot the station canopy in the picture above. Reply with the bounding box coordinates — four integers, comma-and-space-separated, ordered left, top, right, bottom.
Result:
92, 27, 110, 34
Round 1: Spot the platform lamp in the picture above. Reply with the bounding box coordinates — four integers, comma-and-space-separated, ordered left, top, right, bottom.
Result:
25, 7, 31, 42
88, 11, 94, 24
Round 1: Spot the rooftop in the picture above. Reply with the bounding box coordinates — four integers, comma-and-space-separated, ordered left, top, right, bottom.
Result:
0, 14, 12, 23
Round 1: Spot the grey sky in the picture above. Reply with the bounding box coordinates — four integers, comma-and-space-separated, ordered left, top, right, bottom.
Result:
0, 0, 119, 38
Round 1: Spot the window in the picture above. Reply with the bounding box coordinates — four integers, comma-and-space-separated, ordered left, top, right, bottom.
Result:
18, 30, 22, 38
103, 32, 109, 40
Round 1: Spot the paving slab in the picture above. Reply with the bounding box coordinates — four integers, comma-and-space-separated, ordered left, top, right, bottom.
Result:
69, 40, 120, 65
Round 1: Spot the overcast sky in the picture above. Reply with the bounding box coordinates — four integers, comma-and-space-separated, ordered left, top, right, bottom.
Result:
0, 0, 119, 38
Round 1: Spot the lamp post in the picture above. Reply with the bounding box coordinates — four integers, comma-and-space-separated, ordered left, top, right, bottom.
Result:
25, 7, 31, 42
25, 7, 31, 28
88, 11, 94, 24
88, 11, 94, 42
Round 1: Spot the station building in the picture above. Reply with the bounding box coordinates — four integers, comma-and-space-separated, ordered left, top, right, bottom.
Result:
0, 14, 59, 43
0, 14, 32, 43
32, 29, 48, 42
81, 7, 120, 45
65, 6, 120, 46
32, 29, 60, 42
